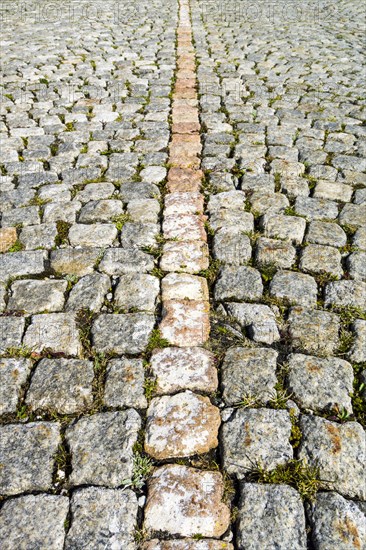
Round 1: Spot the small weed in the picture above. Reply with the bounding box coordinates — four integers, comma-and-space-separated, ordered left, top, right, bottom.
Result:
65, 122, 75, 132
65, 274, 79, 291
248, 459, 323, 501
133, 528, 148, 544
284, 205, 297, 216
55, 221, 71, 246
122, 453, 154, 490
16, 404, 29, 420
336, 326, 354, 355
112, 213, 131, 231
259, 263, 277, 284
143, 376, 157, 401
76, 308, 96, 358
145, 329, 170, 355
150, 266, 165, 278
7, 240, 24, 253
5, 345, 34, 358
27, 196, 50, 207
199, 258, 221, 287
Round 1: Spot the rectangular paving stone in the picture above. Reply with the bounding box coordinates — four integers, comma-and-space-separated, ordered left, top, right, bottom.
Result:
104, 357, 147, 409
288, 306, 340, 356
92, 313, 155, 354
270, 271, 317, 307
0, 357, 31, 415
8, 279, 67, 314
66, 410, 141, 487
160, 299, 210, 347
50, 247, 103, 276
65, 487, 137, 550
99, 248, 154, 275
143, 542, 234, 550
23, 313, 82, 356
0, 422, 61, 495
161, 240, 209, 273
0, 316, 25, 355
237, 484, 307, 550
215, 266, 263, 302
163, 213, 207, 242
0, 227, 17, 253
0, 250, 46, 283
0, 494, 69, 550
299, 415, 366, 499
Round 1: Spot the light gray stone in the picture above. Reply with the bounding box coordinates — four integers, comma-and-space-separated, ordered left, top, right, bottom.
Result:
65, 487, 138, 550
339, 203, 366, 228
20, 223, 58, 250
295, 197, 338, 220
75, 182, 116, 204
26, 358, 94, 414
0, 358, 31, 415
237, 483, 307, 550
300, 244, 343, 278
215, 266, 263, 301
66, 273, 110, 312
127, 198, 160, 223
8, 279, 67, 313
78, 199, 123, 223
213, 227, 252, 265
262, 213, 306, 244
140, 165, 167, 183
353, 227, 366, 250
114, 273, 159, 312
69, 224, 117, 247
299, 416, 366, 499
143, 541, 234, 550
0, 316, 25, 355
0, 494, 69, 550
226, 302, 280, 344
50, 248, 103, 276
120, 222, 159, 249
287, 353, 353, 413
0, 422, 61, 495
255, 237, 296, 269
349, 319, 366, 363
270, 271, 317, 307
0, 250, 45, 282
306, 221, 347, 247
221, 347, 278, 405
99, 248, 154, 275
222, 408, 293, 478
308, 491, 366, 550
92, 313, 154, 354
324, 280, 366, 309
348, 252, 366, 281
288, 306, 339, 355
66, 410, 141, 487
104, 357, 147, 409
150, 347, 218, 394
23, 313, 81, 356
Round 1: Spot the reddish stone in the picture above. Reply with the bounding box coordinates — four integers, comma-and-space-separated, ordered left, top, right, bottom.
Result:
163, 213, 207, 242
164, 192, 204, 216
160, 240, 209, 274
160, 299, 210, 347
0, 228, 17, 253
167, 168, 203, 193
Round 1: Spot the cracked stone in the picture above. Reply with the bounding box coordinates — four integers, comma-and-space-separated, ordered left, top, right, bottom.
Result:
0, 495, 69, 550
145, 391, 220, 459
299, 415, 366, 499
23, 313, 81, 356
222, 408, 293, 478
66, 410, 141, 487
65, 487, 137, 550
221, 346, 278, 405
0, 422, 61, 495
0, 358, 32, 415
237, 483, 307, 550
150, 347, 217, 394
92, 313, 154, 354
104, 357, 147, 409
26, 358, 94, 414
144, 465, 230, 538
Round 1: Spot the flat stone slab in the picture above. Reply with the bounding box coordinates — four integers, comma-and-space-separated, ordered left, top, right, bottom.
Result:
92, 313, 155, 354
0, 494, 69, 550
299, 415, 366, 499
162, 273, 209, 302
160, 300, 210, 347
65, 487, 137, 550
161, 240, 209, 274
288, 306, 339, 355
307, 491, 366, 550
8, 279, 67, 314
213, 227, 252, 265
0, 357, 31, 415
50, 248, 103, 276
150, 346, 217, 394
237, 483, 307, 550
25, 358, 94, 414
226, 302, 280, 344
222, 408, 293, 478
0, 316, 25, 355
145, 391, 220, 459
66, 273, 110, 312
0, 250, 45, 283
144, 465, 231, 538
270, 270, 317, 307
114, 273, 159, 313
69, 223, 117, 247
66, 410, 140, 487
324, 280, 366, 310
0, 422, 61, 495
99, 248, 154, 275
287, 353, 353, 413
221, 346, 278, 405
349, 319, 366, 363
104, 357, 147, 409
23, 313, 82, 356
215, 266, 263, 301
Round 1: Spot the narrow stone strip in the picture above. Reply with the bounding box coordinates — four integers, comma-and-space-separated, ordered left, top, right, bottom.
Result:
142, 0, 231, 544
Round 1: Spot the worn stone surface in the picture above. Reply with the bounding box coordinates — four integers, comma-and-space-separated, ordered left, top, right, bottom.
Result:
0, 422, 61, 495
161, 240, 209, 273
92, 313, 155, 354
65, 487, 138, 550
324, 280, 366, 309
226, 302, 280, 344
300, 244, 343, 278
23, 313, 81, 355
8, 279, 67, 313
104, 357, 147, 409
66, 273, 110, 312
222, 408, 293, 478
215, 266, 263, 301
99, 248, 154, 275
160, 300, 210, 347
0, 227, 17, 253
114, 273, 160, 312
237, 484, 307, 550
349, 319, 366, 363
143, 541, 234, 550
308, 492, 366, 550
26, 358, 94, 414
144, 465, 231, 537
0, 494, 69, 550
145, 391, 220, 459
66, 410, 141, 487
221, 347, 278, 405
270, 271, 317, 307
0, 250, 45, 282
287, 354, 353, 413
213, 227, 252, 265
288, 306, 339, 355
0, 316, 25, 355
150, 346, 217, 394
0, 358, 32, 415
162, 273, 209, 302
299, 415, 366, 499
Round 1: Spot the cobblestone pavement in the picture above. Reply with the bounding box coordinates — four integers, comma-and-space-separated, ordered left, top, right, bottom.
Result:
0, 0, 365, 548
